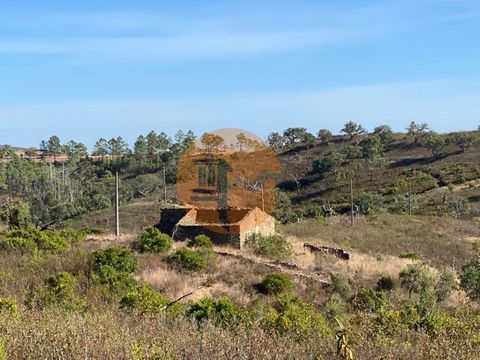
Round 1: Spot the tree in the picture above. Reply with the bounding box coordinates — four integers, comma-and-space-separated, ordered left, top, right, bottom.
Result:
133, 135, 148, 158
425, 131, 446, 157
171, 130, 195, 156
92, 138, 109, 161
407, 122, 429, 145
362, 135, 384, 163
373, 125, 394, 145
108, 137, 130, 157
64, 140, 88, 162
341, 121, 365, 140
236, 132, 249, 151
200, 133, 225, 153
283, 128, 315, 147
156, 132, 172, 153
450, 132, 477, 153
318, 129, 333, 145
46, 136, 62, 162
267, 132, 285, 151
312, 151, 346, 176
354, 191, 384, 215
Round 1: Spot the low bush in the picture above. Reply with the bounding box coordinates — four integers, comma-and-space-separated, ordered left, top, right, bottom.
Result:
324, 293, 348, 323
187, 234, 213, 249
137, 228, 172, 253
399, 263, 435, 298
354, 192, 385, 215
460, 255, 480, 301
169, 248, 207, 272
330, 274, 354, 300
352, 288, 388, 313
59, 228, 88, 244
1, 229, 69, 253
263, 294, 332, 338
120, 285, 181, 315
90, 246, 138, 274
187, 297, 244, 328
89, 246, 138, 295
421, 310, 457, 337
0, 298, 18, 316
246, 234, 292, 261
377, 276, 395, 292
26, 272, 84, 311
259, 273, 292, 295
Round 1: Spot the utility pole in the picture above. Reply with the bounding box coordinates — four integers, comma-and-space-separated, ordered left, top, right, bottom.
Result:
115, 172, 120, 237
408, 181, 412, 216
350, 179, 355, 227
163, 168, 167, 203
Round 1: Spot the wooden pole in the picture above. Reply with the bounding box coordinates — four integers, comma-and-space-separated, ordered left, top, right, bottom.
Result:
115, 172, 120, 237
408, 181, 412, 216
350, 179, 355, 227
163, 168, 167, 203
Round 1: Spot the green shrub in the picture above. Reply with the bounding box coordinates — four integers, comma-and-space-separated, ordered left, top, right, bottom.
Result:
137, 227, 172, 253
421, 311, 456, 337
354, 192, 385, 215
187, 297, 244, 328
0, 298, 18, 316
246, 234, 292, 261
415, 287, 438, 317
263, 294, 332, 338
1, 236, 36, 252
399, 263, 435, 298
187, 234, 213, 249
92, 265, 137, 295
26, 272, 84, 311
259, 273, 292, 295
90, 246, 138, 274
330, 274, 354, 300
272, 207, 303, 224
352, 288, 388, 312
377, 276, 395, 292
460, 255, 480, 301
445, 197, 470, 218
169, 248, 207, 272
89, 246, 138, 295
324, 293, 348, 323
1, 229, 69, 253
373, 309, 409, 337
59, 228, 88, 244
120, 285, 180, 315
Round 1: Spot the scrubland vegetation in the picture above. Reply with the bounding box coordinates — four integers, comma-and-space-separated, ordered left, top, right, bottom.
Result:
0, 123, 480, 358
0, 223, 478, 359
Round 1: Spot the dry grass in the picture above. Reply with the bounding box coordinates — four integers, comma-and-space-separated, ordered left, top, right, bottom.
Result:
282, 214, 480, 269
71, 199, 160, 235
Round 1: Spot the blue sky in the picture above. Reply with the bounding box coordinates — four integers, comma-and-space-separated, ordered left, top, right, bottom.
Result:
1, 0, 479, 148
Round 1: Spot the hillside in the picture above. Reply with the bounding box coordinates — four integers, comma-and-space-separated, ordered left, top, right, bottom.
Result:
276, 131, 480, 217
